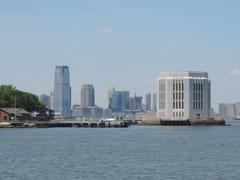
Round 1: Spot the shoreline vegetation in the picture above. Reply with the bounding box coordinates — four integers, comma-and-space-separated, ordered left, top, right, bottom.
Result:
0, 85, 44, 112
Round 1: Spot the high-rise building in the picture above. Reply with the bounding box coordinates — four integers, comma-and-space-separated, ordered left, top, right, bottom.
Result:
145, 93, 151, 111
234, 102, 240, 119
49, 91, 54, 110
227, 103, 235, 118
157, 71, 211, 121
152, 93, 157, 112
219, 103, 228, 117
219, 102, 240, 119
129, 96, 143, 111
81, 84, 95, 107
108, 87, 115, 108
39, 94, 50, 108
53, 66, 71, 118
110, 91, 129, 113
72, 104, 103, 120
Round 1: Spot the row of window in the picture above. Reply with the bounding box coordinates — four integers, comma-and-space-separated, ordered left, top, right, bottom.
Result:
193, 101, 203, 110
193, 82, 203, 91
173, 80, 184, 110
159, 80, 165, 109
173, 81, 184, 91
173, 112, 184, 117
173, 92, 184, 101
193, 81, 203, 110
173, 101, 184, 109
193, 92, 203, 101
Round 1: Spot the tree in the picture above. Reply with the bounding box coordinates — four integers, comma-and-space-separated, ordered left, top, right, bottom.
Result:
0, 85, 44, 112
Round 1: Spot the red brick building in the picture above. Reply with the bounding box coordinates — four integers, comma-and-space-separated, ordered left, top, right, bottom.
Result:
0, 108, 30, 121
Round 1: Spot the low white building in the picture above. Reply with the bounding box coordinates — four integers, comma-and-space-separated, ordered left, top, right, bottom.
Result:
157, 71, 211, 121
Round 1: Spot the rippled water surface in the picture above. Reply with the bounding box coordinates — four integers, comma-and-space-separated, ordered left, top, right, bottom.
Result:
1, 121, 240, 180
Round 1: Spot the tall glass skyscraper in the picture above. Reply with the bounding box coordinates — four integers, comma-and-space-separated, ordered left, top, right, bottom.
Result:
53, 66, 71, 118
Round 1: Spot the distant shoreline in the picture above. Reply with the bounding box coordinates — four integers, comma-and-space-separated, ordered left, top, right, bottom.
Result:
0, 118, 227, 128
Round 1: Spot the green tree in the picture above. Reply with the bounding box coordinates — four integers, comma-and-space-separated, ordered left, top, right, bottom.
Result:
0, 85, 44, 112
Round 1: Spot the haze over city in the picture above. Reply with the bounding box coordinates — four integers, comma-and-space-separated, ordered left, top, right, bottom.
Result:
0, 0, 240, 109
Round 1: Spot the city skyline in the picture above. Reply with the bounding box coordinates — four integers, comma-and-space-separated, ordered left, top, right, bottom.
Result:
1, 64, 239, 110
0, 0, 240, 109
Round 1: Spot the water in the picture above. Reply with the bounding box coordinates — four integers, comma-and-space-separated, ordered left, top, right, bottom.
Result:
1, 122, 240, 180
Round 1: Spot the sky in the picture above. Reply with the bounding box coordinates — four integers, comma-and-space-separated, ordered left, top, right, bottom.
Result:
0, 0, 240, 110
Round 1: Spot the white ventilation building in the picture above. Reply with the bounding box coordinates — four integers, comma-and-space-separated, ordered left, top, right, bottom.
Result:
157, 71, 211, 121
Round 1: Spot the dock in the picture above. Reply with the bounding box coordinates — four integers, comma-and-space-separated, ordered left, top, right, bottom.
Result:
1, 120, 131, 128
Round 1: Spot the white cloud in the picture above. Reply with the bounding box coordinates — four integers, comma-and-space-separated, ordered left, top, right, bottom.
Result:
100, 27, 112, 33
230, 68, 240, 76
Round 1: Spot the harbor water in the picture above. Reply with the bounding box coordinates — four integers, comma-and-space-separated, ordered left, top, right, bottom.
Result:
0, 120, 240, 180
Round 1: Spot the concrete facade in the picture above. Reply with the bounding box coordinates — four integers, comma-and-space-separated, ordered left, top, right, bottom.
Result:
157, 71, 211, 121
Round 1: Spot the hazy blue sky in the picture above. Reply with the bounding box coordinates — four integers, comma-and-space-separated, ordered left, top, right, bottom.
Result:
0, 0, 239, 110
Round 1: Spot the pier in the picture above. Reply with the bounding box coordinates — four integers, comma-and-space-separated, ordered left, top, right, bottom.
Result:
1, 120, 130, 128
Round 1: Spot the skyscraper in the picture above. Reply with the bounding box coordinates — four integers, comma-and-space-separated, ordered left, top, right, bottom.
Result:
81, 84, 95, 107
108, 87, 115, 108
110, 91, 129, 113
219, 102, 240, 119
157, 71, 211, 121
152, 93, 157, 112
49, 91, 54, 110
145, 93, 151, 111
129, 96, 143, 111
53, 66, 71, 118
219, 103, 228, 117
